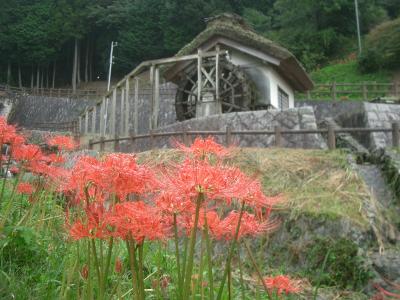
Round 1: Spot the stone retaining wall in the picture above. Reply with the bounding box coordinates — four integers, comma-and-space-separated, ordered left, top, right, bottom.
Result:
119, 107, 327, 152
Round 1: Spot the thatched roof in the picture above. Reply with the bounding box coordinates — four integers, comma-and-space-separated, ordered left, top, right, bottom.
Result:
170, 13, 313, 91
177, 13, 292, 60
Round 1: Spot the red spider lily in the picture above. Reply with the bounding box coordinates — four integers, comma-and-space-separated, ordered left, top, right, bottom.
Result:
106, 201, 170, 244
10, 166, 19, 174
62, 154, 156, 204
209, 211, 279, 241
47, 135, 77, 151
160, 158, 281, 210
176, 136, 230, 159
68, 203, 112, 240
155, 192, 194, 215
0, 117, 24, 146
16, 182, 34, 195
12, 144, 43, 163
263, 275, 303, 296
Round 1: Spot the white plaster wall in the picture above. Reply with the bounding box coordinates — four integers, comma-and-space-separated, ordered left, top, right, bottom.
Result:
228, 48, 294, 109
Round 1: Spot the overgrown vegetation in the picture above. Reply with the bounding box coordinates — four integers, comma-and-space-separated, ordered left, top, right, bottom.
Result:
358, 17, 400, 73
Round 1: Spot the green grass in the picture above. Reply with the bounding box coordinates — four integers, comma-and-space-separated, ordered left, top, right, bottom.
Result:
311, 60, 393, 84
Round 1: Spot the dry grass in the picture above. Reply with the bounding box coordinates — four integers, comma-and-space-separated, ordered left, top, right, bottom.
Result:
137, 148, 371, 227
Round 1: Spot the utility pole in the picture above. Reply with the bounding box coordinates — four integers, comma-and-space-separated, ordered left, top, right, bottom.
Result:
355, 0, 362, 55
104, 41, 118, 136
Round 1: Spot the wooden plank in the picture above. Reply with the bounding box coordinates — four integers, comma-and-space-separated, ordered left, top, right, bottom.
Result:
99, 97, 105, 136
91, 104, 97, 134
134, 78, 139, 135
125, 78, 130, 136
197, 49, 202, 103
120, 87, 125, 136
216, 44, 220, 106
111, 88, 117, 136
149, 65, 155, 130
153, 67, 160, 129
84, 110, 89, 134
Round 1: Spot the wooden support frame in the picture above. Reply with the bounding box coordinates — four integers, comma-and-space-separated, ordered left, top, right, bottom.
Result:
91, 106, 96, 134
125, 78, 130, 136
120, 87, 125, 136
149, 65, 155, 130
100, 97, 105, 136
134, 78, 139, 135
84, 110, 89, 134
197, 49, 202, 103
111, 89, 117, 136
153, 67, 160, 129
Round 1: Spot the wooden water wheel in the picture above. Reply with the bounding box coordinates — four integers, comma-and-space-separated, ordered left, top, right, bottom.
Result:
175, 58, 256, 121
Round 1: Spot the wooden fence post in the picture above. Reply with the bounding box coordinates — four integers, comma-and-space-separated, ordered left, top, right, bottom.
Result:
226, 126, 232, 146
182, 129, 189, 146
100, 136, 105, 152
274, 126, 282, 147
114, 135, 120, 152
362, 82, 368, 101
392, 122, 400, 147
88, 139, 93, 150
332, 81, 337, 101
327, 124, 336, 150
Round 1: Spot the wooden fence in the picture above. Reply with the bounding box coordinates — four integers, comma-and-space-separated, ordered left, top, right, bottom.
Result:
31, 121, 79, 136
85, 122, 400, 152
0, 84, 104, 100
299, 82, 400, 101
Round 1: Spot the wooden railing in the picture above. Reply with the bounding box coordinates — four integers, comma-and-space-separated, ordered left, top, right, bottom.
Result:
297, 82, 399, 101
85, 122, 400, 152
0, 84, 104, 100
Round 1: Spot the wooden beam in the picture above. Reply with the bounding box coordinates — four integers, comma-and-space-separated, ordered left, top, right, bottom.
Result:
216, 44, 220, 109
134, 78, 139, 135
111, 88, 117, 136
91, 104, 97, 134
120, 87, 125, 136
153, 67, 160, 129
84, 110, 89, 135
99, 97, 105, 136
197, 49, 202, 103
149, 65, 155, 130
105, 50, 228, 96
125, 78, 130, 136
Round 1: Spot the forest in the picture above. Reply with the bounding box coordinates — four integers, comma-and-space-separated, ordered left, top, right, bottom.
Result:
1, 0, 399, 89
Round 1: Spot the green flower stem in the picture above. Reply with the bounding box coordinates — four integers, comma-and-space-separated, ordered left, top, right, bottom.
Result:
138, 243, 145, 300
216, 200, 246, 300
91, 239, 103, 299
173, 213, 183, 300
183, 192, 204, 299
238, 248, 246, 300
126, 239, 139, 300
243, 241, 271, 299
203, 213, 215, 300
103, 237, 114, 291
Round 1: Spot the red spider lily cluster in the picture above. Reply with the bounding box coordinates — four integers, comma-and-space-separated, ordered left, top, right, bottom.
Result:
263, 275, 304, 297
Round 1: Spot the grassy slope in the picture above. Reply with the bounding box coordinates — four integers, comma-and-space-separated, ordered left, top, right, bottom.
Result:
139, 148, 370, 227
311, 60, 393, 84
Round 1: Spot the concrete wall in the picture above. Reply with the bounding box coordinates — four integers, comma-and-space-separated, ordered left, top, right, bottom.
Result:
117, 107, 326, 152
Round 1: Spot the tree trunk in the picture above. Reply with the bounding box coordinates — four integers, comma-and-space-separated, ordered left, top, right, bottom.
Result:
46, 65, 49, 88
52, 60, 56, 89
77, 40, 81, 86
18, 64, 22, 88
36, 64, 40, 90
72, 38, 78, 92
7, 62, 11, 85
41, 67, 44, 88
31, 65, 34, 89
89, 38, 93, 81
85, 37, 89, 82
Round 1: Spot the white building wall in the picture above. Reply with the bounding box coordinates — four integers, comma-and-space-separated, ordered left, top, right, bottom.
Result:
228, 48, 294, 109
